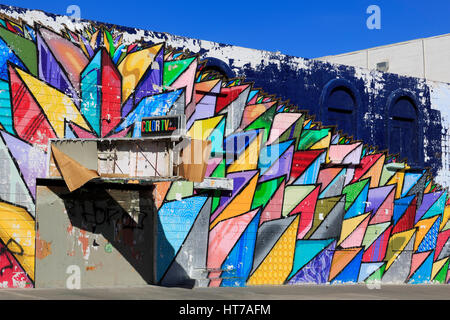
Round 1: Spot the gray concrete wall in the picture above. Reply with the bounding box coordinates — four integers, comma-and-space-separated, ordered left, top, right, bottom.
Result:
35, 181, 155, 288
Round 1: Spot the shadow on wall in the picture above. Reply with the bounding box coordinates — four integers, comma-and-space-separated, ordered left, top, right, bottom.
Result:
156, 215, 196, 288
50, 184, 194, 287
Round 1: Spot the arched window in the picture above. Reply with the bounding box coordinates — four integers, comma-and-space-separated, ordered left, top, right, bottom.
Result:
320, 79, 360, 137
387, 93, 420, 165
202, 57, 235, 80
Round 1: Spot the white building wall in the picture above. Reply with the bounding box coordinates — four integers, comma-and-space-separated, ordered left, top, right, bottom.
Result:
428, 80, 450, 188
317, 34, 450, 84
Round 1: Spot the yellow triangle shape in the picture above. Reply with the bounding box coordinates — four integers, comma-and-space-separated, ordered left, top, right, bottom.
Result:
187, 115, 224, 141
0, 201, 35, 281
440, 205, 450, 231
15, 68, 91, 138
338, 213, 371, 246
118, 43, 163, 103
310, 133, 331, 163
227, 132, 263, 173
387, 171, 405, 199
210, 173, 259, 230
414, 215, 440, 251
247, 215, 300, 285
310, 132, 331, 150
385, 229, 416, 270
431, 257, 449, 280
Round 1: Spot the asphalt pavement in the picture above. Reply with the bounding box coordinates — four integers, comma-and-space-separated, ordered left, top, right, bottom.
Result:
0, 283, 448, 300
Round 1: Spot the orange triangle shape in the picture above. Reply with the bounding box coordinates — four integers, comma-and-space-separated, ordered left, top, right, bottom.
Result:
194, 79, 221, 104
329, 247, 363, 281
360, 154, 386, 188
210, 173, 260, 230
152, 181, 172, 210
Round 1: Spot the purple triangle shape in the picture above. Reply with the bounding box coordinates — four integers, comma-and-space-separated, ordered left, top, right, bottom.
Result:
0, 131, 46, 199
415, 191, 444, 224
186, 81, 222, 130
288, 241, 336, 284
259, 145, 294, 183
366, 185, 395, 216
36, 30, 80, 107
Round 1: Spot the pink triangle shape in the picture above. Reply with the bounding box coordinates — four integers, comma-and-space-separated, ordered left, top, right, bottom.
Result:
207, 208, 259, 271
340, 214, 371, 248
409, 251, 432, 279
369, 187, 396, 225
266, 113, 302, 145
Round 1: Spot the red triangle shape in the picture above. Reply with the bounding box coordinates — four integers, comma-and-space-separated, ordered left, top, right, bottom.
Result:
290, 150, 324, 181
352, 153, 383, 183
9, 64, 57, 147
215, 85, 249, 113
68, 121, 96, 138
392, 197, 417, 234
295, 186, 321, 239
434, 229, 450, 261
100, 49, 122, 137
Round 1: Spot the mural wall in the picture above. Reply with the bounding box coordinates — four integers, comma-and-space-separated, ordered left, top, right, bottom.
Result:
0, 7, 447, 288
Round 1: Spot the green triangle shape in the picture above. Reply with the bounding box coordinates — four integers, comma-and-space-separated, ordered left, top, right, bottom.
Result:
0, 27, 37, 76
251, 176, 285, 210
434, 259, 449, 283
210, 159, 226, 178
104, 29, 115, 57
342, 178, 370, 211
244, 103, 277, 144
365, 263, 386, 282
165, 181, 194, 201
362, 222, 391, 249
297, 128, 331, 151
163, 57, 196, 86
209, 159, 226, 213
211, 189, 222, 213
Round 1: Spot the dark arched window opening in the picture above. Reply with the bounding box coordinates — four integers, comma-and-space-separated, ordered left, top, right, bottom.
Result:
201, 57, 235, 81
388, 96, 419, 164
320, 80, 360, 137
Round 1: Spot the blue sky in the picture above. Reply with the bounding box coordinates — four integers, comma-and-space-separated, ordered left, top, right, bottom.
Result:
2, 0, 450, 58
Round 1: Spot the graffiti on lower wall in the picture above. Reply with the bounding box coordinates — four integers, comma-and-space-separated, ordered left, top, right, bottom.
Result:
0, 12, 447, 288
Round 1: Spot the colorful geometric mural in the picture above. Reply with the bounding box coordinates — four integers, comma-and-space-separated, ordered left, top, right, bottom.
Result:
0, 13, 448, 288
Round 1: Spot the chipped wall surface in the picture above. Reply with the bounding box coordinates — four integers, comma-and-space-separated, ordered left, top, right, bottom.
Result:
35, 182, 155, 288
0, 4, 447, 288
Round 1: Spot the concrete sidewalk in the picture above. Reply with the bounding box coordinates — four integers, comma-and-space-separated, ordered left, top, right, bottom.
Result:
0, 284, 448, 300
